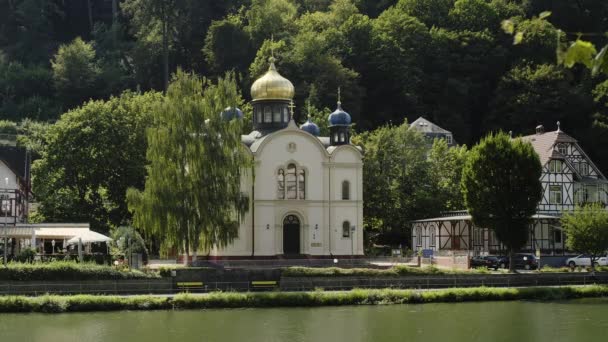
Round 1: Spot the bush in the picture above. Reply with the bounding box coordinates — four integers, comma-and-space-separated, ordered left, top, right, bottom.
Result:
282, 265, 486, 277
0, 286, 606, 313
15, 248, 36, 263
539, 265, 571, 273
0, 261, 159, 281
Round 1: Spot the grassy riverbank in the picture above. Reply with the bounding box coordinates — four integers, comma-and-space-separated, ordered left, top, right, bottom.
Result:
0, 285, 606, 313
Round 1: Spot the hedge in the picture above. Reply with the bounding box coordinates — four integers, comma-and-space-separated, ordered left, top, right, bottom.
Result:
0, 261, 159, 281
0, 285, 606, 313
281, 265, 496, 277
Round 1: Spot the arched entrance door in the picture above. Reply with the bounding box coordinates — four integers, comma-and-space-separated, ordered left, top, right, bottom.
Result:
283, 215, 300, 255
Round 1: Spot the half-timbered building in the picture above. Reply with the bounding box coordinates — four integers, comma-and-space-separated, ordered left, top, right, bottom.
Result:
412, 123, 606, 256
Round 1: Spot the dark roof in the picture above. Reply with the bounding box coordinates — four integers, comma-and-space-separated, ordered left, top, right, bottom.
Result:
0, 146, 27, 180
409, 117, 452, 134
520, 129, 577, 166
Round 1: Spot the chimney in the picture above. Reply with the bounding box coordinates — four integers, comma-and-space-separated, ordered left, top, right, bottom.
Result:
535, 125, 544, 135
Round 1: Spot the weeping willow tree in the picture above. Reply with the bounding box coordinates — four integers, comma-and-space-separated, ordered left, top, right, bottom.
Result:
127, 70, 250, 260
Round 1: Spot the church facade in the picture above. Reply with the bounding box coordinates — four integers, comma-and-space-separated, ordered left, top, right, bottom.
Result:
209, 58, 364, 258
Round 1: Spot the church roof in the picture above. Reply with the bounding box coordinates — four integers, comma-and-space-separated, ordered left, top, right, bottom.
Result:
520, 129, 577, 166
409, 117, 452, 134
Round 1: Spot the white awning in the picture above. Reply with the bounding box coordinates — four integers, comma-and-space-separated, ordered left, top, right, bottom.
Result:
67, 230, 112, 244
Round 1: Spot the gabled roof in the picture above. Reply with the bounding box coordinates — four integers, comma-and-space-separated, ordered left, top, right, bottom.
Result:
0, 146, 27, 180
520, 129, 577, 166
409, 117, 452, 135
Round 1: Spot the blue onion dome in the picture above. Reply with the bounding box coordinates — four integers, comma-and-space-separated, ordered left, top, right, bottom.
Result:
300, 116, 321, 136
328, 102, 351, 127
220, 107, 243, 121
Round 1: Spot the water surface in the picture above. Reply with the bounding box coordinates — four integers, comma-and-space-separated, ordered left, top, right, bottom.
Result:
1, 298, 607, 342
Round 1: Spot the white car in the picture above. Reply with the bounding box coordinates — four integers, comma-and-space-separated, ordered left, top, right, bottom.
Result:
566, 254, 608, 267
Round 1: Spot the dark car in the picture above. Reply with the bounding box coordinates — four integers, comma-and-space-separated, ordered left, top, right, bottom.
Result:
496, 254, 538, 270
470, 256, 501, 270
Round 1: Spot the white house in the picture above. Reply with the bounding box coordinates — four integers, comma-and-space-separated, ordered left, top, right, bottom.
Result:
207, 58, 364, 258
0, 145, 30, 226
412, 122, 607, 256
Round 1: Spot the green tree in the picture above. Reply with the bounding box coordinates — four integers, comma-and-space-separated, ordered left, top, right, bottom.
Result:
448, 0, 498, 32
485, 63, 593, 136
561, 204, 608, 272
428, 138, 468, 211
461, 132, 543, 272
356, 121, 440, 247
397, 0, 453, 28
122, 0, 179, 92
32, 91, 161, 234
203, 15, 253, 75
246, 0, 299, 46
127, 71, 250, 260
51, 38, 100, 109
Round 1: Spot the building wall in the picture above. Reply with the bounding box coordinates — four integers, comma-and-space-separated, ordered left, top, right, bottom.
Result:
210, 128, 364, 257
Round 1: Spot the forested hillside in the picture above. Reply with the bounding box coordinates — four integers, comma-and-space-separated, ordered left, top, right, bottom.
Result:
2, 0, 608, 173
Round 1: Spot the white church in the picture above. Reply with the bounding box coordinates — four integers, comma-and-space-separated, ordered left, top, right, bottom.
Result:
208, 58, 364, 258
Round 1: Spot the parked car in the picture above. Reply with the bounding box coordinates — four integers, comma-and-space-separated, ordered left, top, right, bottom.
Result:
470, 256, 501, 270
496, 254, 538, 270
565, 254, 608, 267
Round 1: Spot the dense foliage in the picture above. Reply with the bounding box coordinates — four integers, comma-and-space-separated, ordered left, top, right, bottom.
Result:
561, 204, 608, 271
127, 71, 250, 256
357, 122, 467, 246
462, 132, 543, 271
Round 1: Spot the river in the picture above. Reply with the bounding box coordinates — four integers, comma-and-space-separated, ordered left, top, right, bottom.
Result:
1, 298, 607, 342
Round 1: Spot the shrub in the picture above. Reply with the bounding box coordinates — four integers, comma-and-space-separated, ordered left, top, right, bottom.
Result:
0, 261, 159, 281
0, 286, 606, 313
539, 265, 571, 273
282, 265, 486, 277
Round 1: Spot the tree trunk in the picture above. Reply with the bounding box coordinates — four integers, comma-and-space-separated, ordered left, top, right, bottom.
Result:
509, 249, 515, 273
590, 255, 597, 274
162, 14, 169, 94
87, 0, 94, 34
112, 0, 119, 23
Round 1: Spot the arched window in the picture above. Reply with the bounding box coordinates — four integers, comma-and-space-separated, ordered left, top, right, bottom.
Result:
333, 133, 338, 143
298, 169, 306, 199
342, 221, 350, 238
286, 164, 297, 199
416, 226, 422, 246
277, 169, 285, 199
342, 180, 350, 200
283, 107, 289, 122
264, 106, 272, 123
273, 106, 281, 122
339, 133, 345, 143
430, 227, 436, 246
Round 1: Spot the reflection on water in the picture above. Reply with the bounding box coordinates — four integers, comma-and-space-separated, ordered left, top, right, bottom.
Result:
1, 298, 608, 342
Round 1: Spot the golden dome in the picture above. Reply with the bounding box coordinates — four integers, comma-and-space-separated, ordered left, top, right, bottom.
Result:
250, 58, 295, 101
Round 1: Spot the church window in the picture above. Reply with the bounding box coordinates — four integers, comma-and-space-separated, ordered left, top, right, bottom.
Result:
286, 164, 297, 199
549, 185, 562, 204
342, 221, 351, 238
342, 180, 350, 200
558, 144, 568, 155
277, 169, 285, 199
273, 106, 281, 122
549, 160, 562, 173
283, 107, 289, 122
298, 169, 306, 199
264, 107, 272, 123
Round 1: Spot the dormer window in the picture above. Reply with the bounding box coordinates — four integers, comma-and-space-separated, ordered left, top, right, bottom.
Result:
557, 143, 568, 155
445, 134, 453, 145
